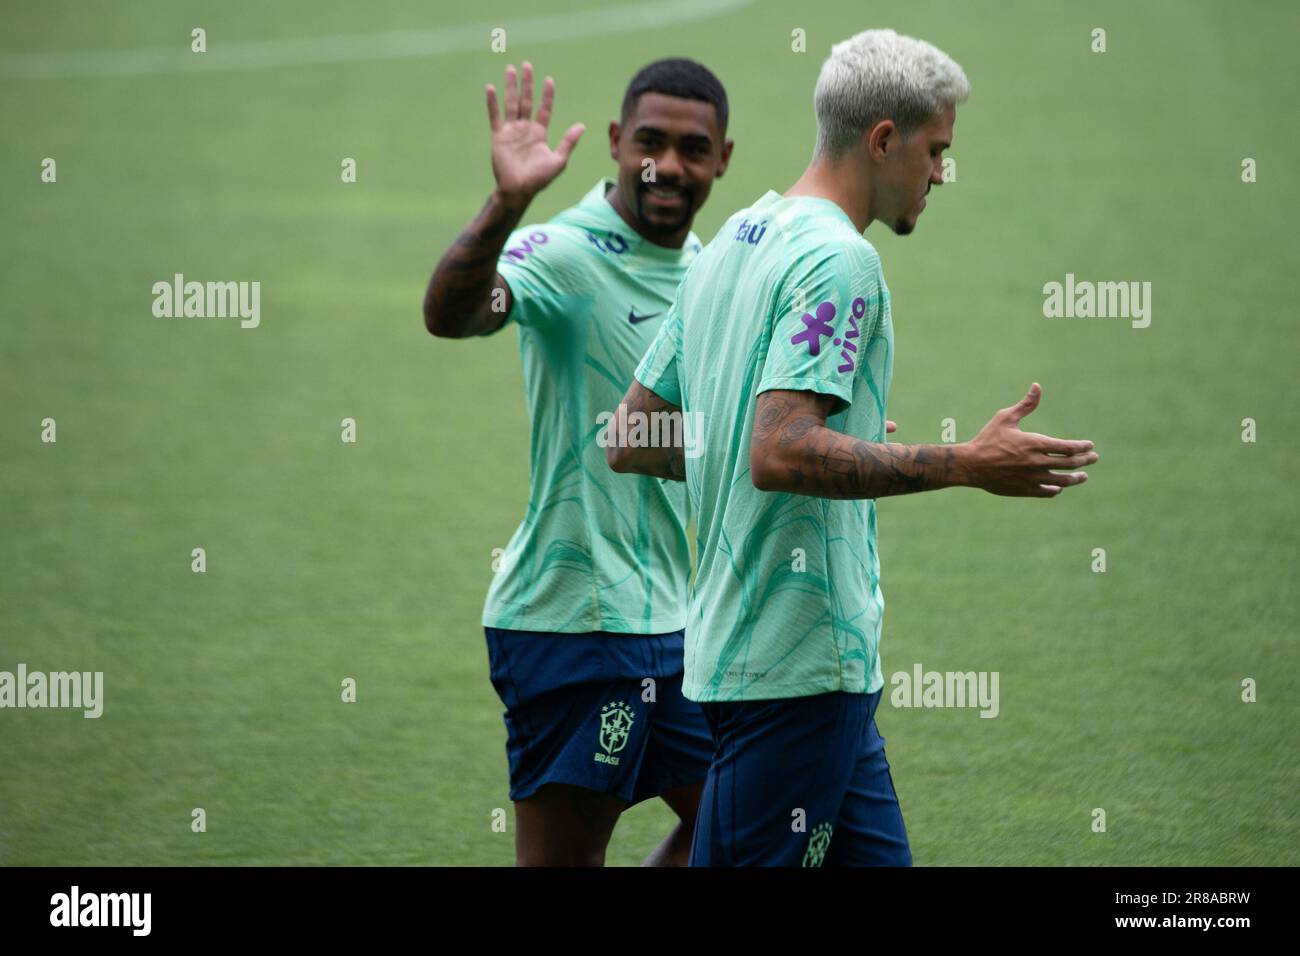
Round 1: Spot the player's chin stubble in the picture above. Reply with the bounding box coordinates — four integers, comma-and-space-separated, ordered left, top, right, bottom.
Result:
894, 198, 925, 236
635, 186, 695, 237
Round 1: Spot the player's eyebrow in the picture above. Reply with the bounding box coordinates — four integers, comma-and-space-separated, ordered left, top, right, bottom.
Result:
633, 124, 713, 147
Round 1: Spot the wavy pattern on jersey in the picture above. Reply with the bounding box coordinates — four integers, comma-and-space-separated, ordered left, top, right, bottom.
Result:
643, 189, 896, 701
485, 180, 695, 634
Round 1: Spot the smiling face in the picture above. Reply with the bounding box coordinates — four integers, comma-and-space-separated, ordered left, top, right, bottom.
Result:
607, 91, 733, 246
868, 102, 955, 236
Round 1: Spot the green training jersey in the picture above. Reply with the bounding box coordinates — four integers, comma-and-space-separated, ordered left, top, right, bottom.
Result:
635, 191, 894, 701
483, 178, 701, 634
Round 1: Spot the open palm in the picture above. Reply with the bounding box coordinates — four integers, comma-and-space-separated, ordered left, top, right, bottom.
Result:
486, 62, 585, 207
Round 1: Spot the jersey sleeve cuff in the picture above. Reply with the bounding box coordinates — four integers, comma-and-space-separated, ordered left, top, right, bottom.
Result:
755, 375, 853, 408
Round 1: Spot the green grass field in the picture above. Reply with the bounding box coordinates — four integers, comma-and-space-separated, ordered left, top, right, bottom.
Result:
1, 0, 1296, 866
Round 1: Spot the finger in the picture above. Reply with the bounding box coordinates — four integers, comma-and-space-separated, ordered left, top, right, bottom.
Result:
555, 122, 586, 162
503, 64, 519, 120
1003, 382, 1042, 425
885, 420, 897, 434
1034, 484, 1063, 498
1033, 470, 1088, 487
520, 61, 534, 119
536, 76, 555, 128
1030, 434, 1095, 455
1034, 451, 1098, 469
486, 84, 501, 132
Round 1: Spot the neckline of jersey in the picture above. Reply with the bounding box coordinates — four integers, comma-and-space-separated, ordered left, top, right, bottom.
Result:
755, 189, 859, 232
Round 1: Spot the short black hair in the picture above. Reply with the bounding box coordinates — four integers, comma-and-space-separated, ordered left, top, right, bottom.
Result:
620, 58, 729, 134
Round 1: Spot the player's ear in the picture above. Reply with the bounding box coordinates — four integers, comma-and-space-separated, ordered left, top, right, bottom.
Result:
608, 120, 622, 160
716, 138, 735, 178
866, 119, 895, 161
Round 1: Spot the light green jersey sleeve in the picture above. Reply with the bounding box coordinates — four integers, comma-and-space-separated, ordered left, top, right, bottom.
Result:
494, 224, 593, 331
757, 244, 886, 412
633, 302, 684, 407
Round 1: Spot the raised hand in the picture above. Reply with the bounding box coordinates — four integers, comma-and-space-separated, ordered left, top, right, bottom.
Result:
964, 383, 1098, 498
486, 62, 586, 209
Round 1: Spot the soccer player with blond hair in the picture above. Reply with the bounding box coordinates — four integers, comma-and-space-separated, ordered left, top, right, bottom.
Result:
611, 30, 1099, 866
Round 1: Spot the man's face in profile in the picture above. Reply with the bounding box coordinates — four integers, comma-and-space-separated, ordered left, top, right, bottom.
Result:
875, 102, 955, 236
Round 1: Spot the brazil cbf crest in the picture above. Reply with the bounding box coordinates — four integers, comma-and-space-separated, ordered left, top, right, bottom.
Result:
595, 700, 635, 765
802, 822, 833, 867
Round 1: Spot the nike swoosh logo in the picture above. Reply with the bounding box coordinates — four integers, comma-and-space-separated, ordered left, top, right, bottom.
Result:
628, 308, 661, 325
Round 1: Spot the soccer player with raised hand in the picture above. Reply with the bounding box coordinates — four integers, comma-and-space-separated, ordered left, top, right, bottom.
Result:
422, 59, 734, 866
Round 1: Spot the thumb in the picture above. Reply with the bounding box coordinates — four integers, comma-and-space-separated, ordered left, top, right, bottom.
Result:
1005, 382, 1041, 425
555, 123, 585, 162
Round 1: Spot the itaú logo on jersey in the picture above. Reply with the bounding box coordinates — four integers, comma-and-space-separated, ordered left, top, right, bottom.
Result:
790, 296, 867, 373
733, 218, 768, 245
585, 230, 629, 255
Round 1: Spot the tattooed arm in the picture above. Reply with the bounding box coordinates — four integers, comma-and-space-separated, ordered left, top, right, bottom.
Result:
750, 384, 1098, 499
422, 195, 521, 338
606, 382, 687, 482
422, 60, 584, 339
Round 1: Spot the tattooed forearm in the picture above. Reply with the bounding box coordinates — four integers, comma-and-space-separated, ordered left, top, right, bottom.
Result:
751, 390, 967, 500
606, 383, 689, 482
823, 435, 955, 498
423, 191, 525, 338
654, 449, 688, 482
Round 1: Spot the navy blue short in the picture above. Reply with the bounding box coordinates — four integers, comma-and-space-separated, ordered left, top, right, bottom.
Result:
689, 689, 912, 867
484, 627, 714, 806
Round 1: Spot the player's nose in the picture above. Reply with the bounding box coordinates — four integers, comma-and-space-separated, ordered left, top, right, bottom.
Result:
657, 148, 685, 180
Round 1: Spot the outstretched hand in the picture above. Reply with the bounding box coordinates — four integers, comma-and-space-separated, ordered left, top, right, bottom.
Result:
486, 61, 586, 209
965, 383, 1098, 497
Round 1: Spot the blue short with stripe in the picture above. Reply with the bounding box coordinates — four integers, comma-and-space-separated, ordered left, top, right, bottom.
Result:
485, 627, 714, 806
689, 688, 912, 867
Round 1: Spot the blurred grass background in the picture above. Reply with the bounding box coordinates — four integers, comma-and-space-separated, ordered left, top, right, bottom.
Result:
0, 0, 1296, 865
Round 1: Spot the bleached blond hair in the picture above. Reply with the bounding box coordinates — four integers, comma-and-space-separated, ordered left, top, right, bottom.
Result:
814, 29, 970, 157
